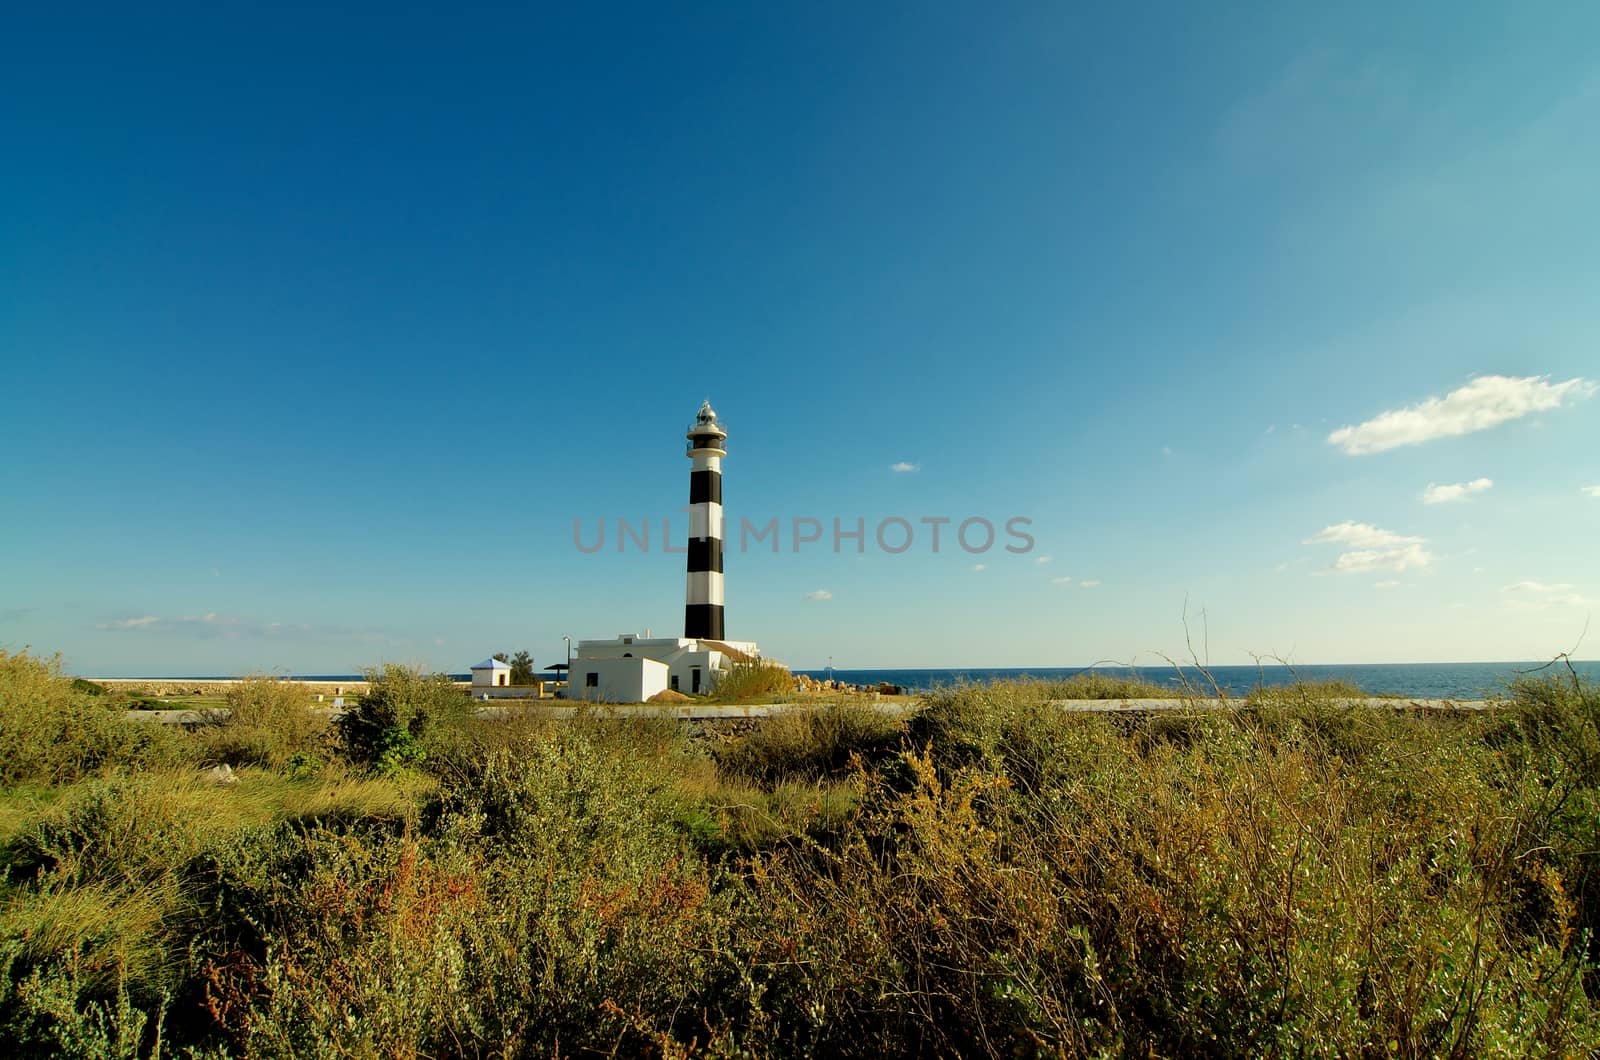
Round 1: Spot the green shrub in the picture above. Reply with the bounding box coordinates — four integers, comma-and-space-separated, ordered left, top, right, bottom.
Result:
0, 650, 180, 786
196, 678, 326, 769
713, 659, 794, 700
715, 701, 903, 784
1044, 670, 1177, 700
191, 730, 753, 1057
4, 663, 1600, 1057
334, 665, 472, 774
0, 958, 164, 1060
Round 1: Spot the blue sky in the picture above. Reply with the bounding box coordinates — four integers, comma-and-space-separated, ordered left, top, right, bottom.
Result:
2, 2, 1597, 675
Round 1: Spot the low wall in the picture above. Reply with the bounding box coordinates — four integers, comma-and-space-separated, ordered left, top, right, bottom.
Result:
94, 678, 374, 697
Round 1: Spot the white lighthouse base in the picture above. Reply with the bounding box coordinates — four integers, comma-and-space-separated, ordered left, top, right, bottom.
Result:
568, 633, 763, 702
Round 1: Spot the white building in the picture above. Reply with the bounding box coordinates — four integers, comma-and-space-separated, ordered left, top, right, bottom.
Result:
568, 633, 762, 702
468, 657, 545, 700
470, 657, 512, 688
572, 655, 670, 704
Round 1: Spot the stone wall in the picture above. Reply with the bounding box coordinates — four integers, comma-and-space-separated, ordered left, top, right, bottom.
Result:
96, 678, 373, 697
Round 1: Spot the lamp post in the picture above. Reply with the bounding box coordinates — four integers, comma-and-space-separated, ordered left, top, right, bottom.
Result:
563, 636, 571, 687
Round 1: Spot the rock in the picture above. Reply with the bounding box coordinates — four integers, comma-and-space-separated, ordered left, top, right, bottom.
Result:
207, 764, 238, 787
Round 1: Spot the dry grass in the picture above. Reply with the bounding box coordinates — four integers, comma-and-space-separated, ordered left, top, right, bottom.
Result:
4, 650, 1600, 1057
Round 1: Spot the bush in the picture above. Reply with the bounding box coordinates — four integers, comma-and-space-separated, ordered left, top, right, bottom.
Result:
715, 701, 904, 785
335, 665, 472, 774
197, 678, 326, 769
6, 661, 1600, 1056
713, 659, 794, 700
0, 650, 179, 786
1044, 670, 1177, 700
195, 730, 751, 1057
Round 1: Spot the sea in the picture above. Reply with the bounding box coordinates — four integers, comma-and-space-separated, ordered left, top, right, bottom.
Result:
788, 661, 1600, 699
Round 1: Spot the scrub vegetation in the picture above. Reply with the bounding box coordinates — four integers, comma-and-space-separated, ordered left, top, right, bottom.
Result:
4, 645, 1600, 1056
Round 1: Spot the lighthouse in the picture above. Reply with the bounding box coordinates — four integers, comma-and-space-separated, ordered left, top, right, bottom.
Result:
565, 400, 767, 702
684, 400, 727, 639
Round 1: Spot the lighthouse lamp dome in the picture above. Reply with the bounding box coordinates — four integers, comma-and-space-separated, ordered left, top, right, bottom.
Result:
686, 399, 727, 452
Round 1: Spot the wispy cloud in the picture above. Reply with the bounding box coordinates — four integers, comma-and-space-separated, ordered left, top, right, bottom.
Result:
803, 590, 833, 602
971, 563, 986, 572
99, 615, 163, 630
1051, 576, 1072, 586
1584, 485, 1600, 498
1035, 555, 1051, 566
889, 461, 920, 473
1422, 477, 1493, 504
1306, 523, 1423, 550
1328, 375, 1594, 455
1304, 521, 1433, 574
1079, 580, 1102, 589
1504, 580, 1574, 594
1502, 580, 1592, 608
90, 612, 386, 643
1375, 580, 1402, 589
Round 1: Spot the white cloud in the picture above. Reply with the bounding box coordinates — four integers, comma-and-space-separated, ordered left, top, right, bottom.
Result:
1305, 522, 1423, 550
1079, 580, 1102, 588
95, 612, 315, 637
1504, 579, 1573, 594
1422, 477, 1493, 504
99, 615, 162, 630
889, 461, 920, 473
1375, 580, 1401, 589
971, 563, 986, 572
1051, 576, 1072, 585
1328, 375, 1594, 455
94, 612, 369, 641
1035, 555, 1052, 565
1304, 521, 1433, 574
1502, 580, 1592, 608
1583, 485, 1600, 498
804, 590, 833, 601
1161, 445, 1173, 457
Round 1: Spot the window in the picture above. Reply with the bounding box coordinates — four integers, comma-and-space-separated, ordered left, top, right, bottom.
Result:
585, 672, 598, 688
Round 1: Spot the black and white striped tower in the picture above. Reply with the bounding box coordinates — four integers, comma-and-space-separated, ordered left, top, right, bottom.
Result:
685, 400, 727, 640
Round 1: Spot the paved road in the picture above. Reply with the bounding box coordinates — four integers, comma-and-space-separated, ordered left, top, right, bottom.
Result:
126, 697, 1489, 725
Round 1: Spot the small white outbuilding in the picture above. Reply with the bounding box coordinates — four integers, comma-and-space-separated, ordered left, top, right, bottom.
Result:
570, 655, 671, 704
470, 657, 512, 688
